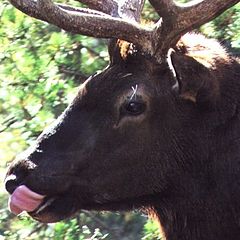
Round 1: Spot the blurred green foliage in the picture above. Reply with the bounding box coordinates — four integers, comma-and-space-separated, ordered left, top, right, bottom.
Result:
0, 0, 240, 239
201, 5, 240, 53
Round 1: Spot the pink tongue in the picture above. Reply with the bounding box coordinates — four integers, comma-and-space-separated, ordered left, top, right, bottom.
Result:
8, 185, 45, 215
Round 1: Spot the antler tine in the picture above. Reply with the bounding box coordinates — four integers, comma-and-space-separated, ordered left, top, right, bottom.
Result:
76, 0, 145, 22
150, 0, 240, 59
76, 0, 118, 16
177, 0, 240, 35
148, 0, 176, 20
9, 0, 152, 54
9, 0, 112, 23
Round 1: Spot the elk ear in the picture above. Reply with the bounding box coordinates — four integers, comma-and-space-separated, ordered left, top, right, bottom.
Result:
171, 53, 219, 107
108, 39, 123, 65
108, 39, 136, 65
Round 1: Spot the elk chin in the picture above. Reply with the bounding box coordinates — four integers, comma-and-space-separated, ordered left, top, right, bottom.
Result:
29, 194, 78, 223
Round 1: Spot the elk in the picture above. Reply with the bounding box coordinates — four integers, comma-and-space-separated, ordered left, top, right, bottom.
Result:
4, 0, 240, 239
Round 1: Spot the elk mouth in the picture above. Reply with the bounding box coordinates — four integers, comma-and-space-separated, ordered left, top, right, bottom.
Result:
7, 184, 79, 223
28, 194, 78, 223
30, 196, 56, 215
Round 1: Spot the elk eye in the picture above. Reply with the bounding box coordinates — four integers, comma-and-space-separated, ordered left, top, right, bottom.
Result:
123, 100, 146, 116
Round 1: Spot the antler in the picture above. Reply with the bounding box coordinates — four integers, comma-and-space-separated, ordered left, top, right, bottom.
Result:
150, 0, 240, 58
78, 0, 144, 22
76, 0, 118, 16
8, 0, 240, 63
9, 0, 152, 53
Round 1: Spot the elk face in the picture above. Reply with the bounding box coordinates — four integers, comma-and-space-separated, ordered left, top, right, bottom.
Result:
5, 55, 190, 222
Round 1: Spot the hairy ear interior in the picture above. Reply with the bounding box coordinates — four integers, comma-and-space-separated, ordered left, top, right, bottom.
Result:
108, 39, 123, 65
108, 39, 137, 66
171, 53, 219, 107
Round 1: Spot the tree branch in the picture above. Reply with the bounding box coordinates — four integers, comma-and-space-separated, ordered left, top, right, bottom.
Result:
0, 118, 18, 133
81, 211, 121, 239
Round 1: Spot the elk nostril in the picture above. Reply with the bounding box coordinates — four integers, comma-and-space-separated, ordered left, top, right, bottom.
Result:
5, 174, 19, 194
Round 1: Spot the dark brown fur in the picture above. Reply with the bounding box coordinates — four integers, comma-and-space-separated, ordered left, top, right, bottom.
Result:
5, 33, 240, 240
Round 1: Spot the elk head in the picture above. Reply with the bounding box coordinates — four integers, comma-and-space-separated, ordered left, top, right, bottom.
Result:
4, 0, 240, 237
